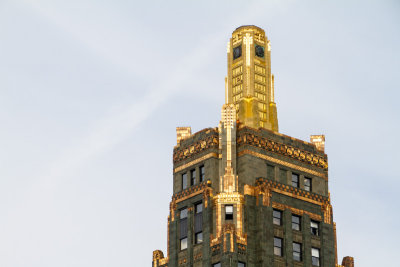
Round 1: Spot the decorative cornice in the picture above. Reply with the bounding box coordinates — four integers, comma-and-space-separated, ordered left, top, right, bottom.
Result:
256, 178, 329, 205
244, 178, 333, 224
172, 181, 211, 203
173, 130, 219, 164
237, 130, 328, 170
238, 150, 327, 180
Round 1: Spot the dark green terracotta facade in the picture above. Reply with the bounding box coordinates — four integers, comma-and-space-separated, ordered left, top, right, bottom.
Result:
152, 124, 352, 267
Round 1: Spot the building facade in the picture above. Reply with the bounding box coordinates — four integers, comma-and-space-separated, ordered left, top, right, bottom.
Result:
152, 26, 353, 267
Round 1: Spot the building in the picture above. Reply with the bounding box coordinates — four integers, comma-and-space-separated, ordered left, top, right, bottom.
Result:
152, 25, 353, 267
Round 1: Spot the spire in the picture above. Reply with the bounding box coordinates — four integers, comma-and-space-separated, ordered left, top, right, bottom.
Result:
226, 25, 278, 131
220, 103, 237, 193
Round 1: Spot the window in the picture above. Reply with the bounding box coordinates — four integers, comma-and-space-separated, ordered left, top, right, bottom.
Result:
180, 208, 188, 250
292, 173, 299, 187
180, 237, 187, 250
311, 248, 320, 266
180, 208, 188, 219
311, 220, 319, 236
195, 232, 203, 244
190, 169, 196, 186
292, 215, 301, 231
238, 262, 246, 267
212, 263, 221, 267
274, 237, 283, 256
195, 203, 203, 244
304, 177, 312, 192
182, 173, 187, 190
293, 242, 302, 261
273, 209, 282, 225
225, 205, 233, 220
199, 165, 205, 182
195, 202, 202, 213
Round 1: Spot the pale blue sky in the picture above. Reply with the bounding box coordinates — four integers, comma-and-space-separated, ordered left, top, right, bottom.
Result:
0, 0, 399, 266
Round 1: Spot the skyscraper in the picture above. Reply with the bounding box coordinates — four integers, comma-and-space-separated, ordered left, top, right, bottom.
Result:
152, 25, 353, 267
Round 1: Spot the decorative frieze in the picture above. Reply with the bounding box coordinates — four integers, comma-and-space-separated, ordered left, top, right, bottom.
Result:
237, 130, 328, 170
245, 179, 332, 224
173, 130, 219, 164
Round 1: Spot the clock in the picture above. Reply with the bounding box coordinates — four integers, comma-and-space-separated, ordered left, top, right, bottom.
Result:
255, 45, 264, 58
233, 45, 242, 60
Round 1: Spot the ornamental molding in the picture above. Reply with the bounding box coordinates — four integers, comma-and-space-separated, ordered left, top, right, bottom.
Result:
238, 149, 327, 180
237, 130, 328, 170
172, 181, 211, 203
170, 181, 213, 221
173, 130, 219, 164
244, 179, 333, 224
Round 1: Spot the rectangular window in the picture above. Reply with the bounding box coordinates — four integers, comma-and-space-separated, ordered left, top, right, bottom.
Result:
180, 208, 188, 219
199, 165, 205, 182
258, 102, 266, 111
312, 248, 320, 266
255, 64, 266, 74
195, 203, 203, 244
292, 215, 301, 231
274, 237, 283, 256
182, 173, 187, 190
311, 220, 319, 236
195, 232, 203, 244
273, 209, 282, 225
293, 242, 302, 261
190, 169, 196, 186
304, 177, 312, 192
292, 173, 299, 188
180, 208, 188, 250
212, 263, 221, 267
180, 237, 187, 250
238, 262, 246, 267
225, 205, 233, 220
233, 84, 243, 94
255, 92, 266, 101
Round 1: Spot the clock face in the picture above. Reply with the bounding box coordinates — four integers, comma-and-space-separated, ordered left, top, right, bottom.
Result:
233, 45, 242, 60
255, 45, 265, 58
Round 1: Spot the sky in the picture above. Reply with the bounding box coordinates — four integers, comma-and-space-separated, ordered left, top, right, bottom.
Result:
0, 0, 399, 266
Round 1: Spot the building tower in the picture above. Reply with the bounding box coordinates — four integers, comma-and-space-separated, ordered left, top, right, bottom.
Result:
152, 26, 353, 267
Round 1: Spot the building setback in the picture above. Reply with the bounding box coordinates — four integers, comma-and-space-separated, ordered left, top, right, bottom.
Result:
152, 25, 353, 267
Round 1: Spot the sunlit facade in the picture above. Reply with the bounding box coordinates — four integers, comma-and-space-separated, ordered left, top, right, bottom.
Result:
152, 26, 353, 267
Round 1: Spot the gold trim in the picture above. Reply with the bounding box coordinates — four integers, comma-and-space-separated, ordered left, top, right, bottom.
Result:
244, 180, 330, 217
175, 188, 205, 204
174, 153, 218, 173
238, 149, 327, 180
237, 129, 328, 169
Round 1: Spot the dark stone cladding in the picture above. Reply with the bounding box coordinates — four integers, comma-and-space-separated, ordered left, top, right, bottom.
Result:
256, 178, 330, 205
237, 126, 328, 171
173, 128, 219, 166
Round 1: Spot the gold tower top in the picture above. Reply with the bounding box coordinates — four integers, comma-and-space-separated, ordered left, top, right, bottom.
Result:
225, 25, 278, 131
